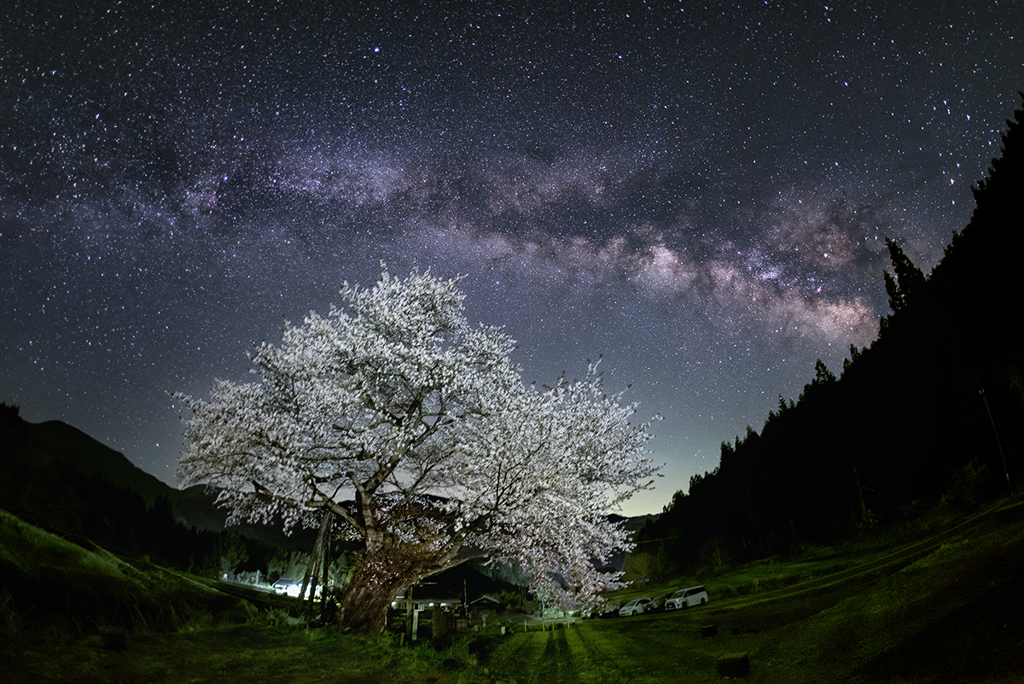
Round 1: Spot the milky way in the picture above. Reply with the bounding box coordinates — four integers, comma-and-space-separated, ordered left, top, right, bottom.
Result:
2, 1, 1021, 514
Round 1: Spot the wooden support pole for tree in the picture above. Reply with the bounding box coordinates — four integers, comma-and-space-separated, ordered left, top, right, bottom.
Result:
298, 510, 333, 619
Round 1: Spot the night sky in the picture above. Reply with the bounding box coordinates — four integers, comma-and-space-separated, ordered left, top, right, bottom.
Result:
2, 1, 1022, 515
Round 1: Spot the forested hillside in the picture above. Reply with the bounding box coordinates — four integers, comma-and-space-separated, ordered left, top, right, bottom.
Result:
0, 404, 286, 576
638, 95, 1024, 572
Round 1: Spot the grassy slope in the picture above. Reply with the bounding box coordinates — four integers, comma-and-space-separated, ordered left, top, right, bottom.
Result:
3, 499, 1023, 683
0, 508, 459, 683
0, 507, 251, 633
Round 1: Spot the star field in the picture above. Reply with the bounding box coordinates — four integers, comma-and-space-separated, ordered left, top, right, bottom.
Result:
2, 1, 1022, 514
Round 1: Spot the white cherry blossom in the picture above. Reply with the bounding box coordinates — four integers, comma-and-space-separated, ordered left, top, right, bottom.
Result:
173, 266, 659, 634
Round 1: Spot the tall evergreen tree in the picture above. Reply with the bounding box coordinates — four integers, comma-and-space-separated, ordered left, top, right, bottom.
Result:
882, 238, 927, 315
814, 359, 836, 384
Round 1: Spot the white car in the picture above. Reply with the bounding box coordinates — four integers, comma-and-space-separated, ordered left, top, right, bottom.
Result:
272, 578, 301, 597
664, 585, 709, 610
272, 578, 323, 599
618, 598, 653, 617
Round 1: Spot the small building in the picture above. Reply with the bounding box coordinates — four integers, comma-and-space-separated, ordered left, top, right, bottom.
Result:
390, 589, 463, 640
390, 593, 462, 614
468, 593, 506, 630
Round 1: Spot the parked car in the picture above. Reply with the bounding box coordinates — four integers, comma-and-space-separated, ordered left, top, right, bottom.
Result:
618, 597, 653, 617
272, 578, 322, 599
664, 585, 709, 610
272, 578, 300, 597
648, 594, 669, 613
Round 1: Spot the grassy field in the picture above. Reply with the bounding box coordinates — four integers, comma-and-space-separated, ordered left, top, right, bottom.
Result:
4, 624, 459, 684
3, 498, 1023, 683
478, 498, 1024, 683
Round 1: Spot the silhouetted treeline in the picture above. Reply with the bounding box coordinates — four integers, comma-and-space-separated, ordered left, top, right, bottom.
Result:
638, 94, 1024, 572
0, 403, 276, 576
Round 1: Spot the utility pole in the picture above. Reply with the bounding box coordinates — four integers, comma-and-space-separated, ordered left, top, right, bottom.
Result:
979, 385, 1014, 496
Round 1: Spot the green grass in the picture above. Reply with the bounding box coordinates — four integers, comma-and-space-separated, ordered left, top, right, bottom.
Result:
0, 508, 477, 683
5, 624, 472, 684
484, 498, 1024, 683
3, 499, 1024, 683
0, 508, 249, 636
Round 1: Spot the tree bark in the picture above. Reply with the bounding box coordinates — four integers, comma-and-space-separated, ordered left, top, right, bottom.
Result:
336, 540, 456, 635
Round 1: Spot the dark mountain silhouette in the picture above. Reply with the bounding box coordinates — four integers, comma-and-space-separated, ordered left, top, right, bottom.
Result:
169, 482, 319, 549
0, 405, 316, 558
14, 418, 174, 506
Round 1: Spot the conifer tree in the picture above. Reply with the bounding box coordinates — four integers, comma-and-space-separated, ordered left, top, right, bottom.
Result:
882, 238, 927, 315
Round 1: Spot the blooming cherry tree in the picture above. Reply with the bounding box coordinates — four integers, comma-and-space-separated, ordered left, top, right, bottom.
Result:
173, 268, 659, 634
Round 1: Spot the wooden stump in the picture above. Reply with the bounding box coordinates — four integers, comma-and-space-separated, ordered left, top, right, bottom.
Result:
717, 652, 750, 677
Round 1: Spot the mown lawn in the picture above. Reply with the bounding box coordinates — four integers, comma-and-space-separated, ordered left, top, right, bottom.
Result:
4, 625, 453, 684
484, 616, 725, 684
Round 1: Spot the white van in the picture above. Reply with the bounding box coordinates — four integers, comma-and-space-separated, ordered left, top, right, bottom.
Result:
664, 585, 708, 610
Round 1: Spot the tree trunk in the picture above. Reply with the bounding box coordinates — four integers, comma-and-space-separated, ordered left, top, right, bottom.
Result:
336, 567, 405, 635
336, 541, 453, 636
